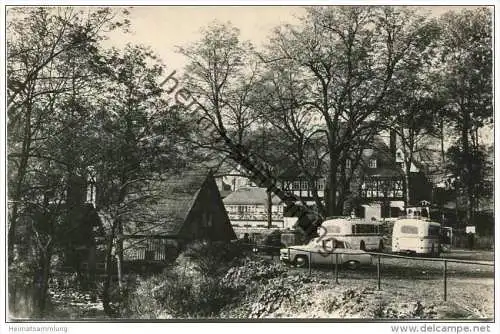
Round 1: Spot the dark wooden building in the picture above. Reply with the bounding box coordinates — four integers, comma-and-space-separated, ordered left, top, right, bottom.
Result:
123, 172, 237, 262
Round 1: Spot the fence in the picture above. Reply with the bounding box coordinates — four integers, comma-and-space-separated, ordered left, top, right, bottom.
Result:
249, 243, 494, 302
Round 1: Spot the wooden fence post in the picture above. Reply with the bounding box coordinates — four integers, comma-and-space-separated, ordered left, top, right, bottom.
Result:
377, 254, 381, 290
335, 253, 339, 284
308, 250, 312, 275
443, 259, 447, 301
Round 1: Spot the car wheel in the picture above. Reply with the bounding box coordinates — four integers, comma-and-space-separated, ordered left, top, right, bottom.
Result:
344, 260, 359, 270
378, 240, 384, 252
360, 240, 366, 251
294, 255, 309, 268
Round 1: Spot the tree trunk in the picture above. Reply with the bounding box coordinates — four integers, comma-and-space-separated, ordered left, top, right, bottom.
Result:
102, 221, 117, 316
8, 101, 33, 264
461, 109, 473, 225
440, 117, 446, 166
40, 251, 52, 316
87, 244, 97, 302
404, 159, 412, 208
116, 219, 124, 290
34, 247, 52, 317
266, 190, 272, 229
327, 153, 340, 216
336, 156, 348, 215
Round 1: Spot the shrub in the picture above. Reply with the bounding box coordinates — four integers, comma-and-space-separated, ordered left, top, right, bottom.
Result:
123, 273, 168, 319
125, 241, 244, 318
125, 266, 238, 318
177, 240, 245, 278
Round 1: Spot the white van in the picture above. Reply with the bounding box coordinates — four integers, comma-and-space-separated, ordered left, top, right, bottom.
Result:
319, 217, 384, 251
392, 219, 441, 255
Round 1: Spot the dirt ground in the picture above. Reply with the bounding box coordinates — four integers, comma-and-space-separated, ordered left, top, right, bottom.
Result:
222, 266, 494, 320
27, 249, 494, 320
233, 249, 495, 320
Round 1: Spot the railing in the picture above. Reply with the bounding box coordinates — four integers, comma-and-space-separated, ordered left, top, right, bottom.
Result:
246, 243, 494, 302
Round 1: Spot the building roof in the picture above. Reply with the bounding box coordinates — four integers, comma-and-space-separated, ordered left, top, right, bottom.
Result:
125, 172, 211, 237
362, 136, 404, 178
154, 172, 208, 235
223, 187, 283, 206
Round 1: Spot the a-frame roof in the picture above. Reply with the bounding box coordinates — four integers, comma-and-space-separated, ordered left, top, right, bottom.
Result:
154, 172, 208, 235
122, 171, 215, 237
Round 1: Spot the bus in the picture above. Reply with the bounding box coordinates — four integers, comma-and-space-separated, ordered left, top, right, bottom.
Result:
392, 218, 441, 256
319, 217, 384, 251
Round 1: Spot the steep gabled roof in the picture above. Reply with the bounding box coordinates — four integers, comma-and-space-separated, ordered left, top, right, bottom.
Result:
153, 172, 208, 235
123, 172, 210, 237
362, 136, 404, 178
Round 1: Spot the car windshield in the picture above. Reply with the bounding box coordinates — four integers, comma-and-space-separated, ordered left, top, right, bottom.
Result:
334, 240, 346, 248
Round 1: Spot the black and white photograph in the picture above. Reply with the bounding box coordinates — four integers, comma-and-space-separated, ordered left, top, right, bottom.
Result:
2, 1, 496, 327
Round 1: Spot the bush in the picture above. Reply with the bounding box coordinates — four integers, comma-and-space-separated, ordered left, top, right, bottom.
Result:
176, 240, 245, 278
125, 267, 239, 319
123, 273, 168, 318
125, 241, 244, 318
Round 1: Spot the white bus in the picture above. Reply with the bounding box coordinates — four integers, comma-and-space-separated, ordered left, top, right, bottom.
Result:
319, 217, 384, 251
392, 219, 441, 256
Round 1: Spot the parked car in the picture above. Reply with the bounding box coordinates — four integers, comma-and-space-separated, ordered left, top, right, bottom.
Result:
279, 237, 372, 269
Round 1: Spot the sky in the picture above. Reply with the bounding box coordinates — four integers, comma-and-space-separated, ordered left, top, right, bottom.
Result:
104, 5, 486, 72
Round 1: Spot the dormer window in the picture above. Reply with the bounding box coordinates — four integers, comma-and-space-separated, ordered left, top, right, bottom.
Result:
368, 159, 377, 168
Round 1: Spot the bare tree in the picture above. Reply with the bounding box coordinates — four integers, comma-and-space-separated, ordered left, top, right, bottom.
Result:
91, 45, 186, 315
438, 8, 493, 225
384, 19, 442, 206
178, 22, 260, 154
259, 6, 437, 215
7, 7, 126, 263
7, 7, 127, 316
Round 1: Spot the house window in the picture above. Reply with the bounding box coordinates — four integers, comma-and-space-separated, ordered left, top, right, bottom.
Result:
273, 205, 283, 213
368, 159, 377, 168
316, 179, 325, 191
300, 180, 308, 191
345, 159, 351, 169
394, 180, 403, 197
292, 181, 300, 190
